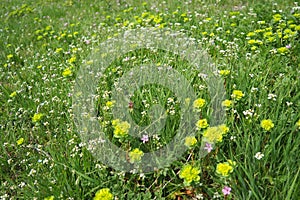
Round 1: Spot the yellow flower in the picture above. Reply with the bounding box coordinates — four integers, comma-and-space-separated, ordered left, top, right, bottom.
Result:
216, 162, 234, 177
10, 91, 17, 97
184, 136, 197, 148
263, 31, 273, 38
112, 119, 130, 138
231, 90, 244, 100
7, 54, 13, 59
202, 125, 227, 143
193, 98, 206, 110
44, 196, 54, 200
277, 47, 288, 54
179, 164, 200, 185
261, 119, 274, 131
219, 124, 229, 134
296, 119, 300, 128
222, 99, 232, 108
32, 113, 43, 122
17, 138, 24, 145
247, 32, 256, 37
62, 68, 72, 77
273, 14, 282, 22
68, 56, 76, 64
93, 188, 113, 200
248, 39, 256, 45
129, 148, 144, 163
105, 100, 115, 108
196, 119, 209, 129
219, 70, 230, 76
55, 48, 63, 53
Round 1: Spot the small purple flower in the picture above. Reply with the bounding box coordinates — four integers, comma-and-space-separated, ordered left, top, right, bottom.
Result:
204, 142, 213, 153
85, 40, 91, 45
128, 101, 134, 109
286, 44, 291, 49
222, 186, 231, 196
141, 135, 149, 143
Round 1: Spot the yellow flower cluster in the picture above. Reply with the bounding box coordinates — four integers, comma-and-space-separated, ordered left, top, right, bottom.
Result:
93, 188, 113, 200
62, 67, 72, 77
216, 160, 235, 177
231, 90, 244, 100
17, 138, 24, 145
296, 119, 300, 128
261, 119, 274, 131
10, 91, 17, 98
202, 124, 229, 143
112, 119, 130, 138
193, 98, 206, 110
129, 148, 144, 163
105, 100, 115, 108
222, 99, 232, 108
184, 136, 197, 148
179, 164, 200, 185
219, 70, 230, 76
196, 119, 209, 129
44, 196, 54, 200
32, 113, 43, 122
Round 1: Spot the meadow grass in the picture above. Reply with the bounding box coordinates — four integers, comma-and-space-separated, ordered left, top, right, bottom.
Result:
0, 0, 300, 199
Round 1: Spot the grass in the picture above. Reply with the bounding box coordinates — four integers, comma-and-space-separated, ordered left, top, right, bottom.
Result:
1, 0, 300, 199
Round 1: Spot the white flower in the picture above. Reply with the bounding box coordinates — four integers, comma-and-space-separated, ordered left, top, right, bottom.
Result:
254, 152, 264, 160
267, 93, 277, 101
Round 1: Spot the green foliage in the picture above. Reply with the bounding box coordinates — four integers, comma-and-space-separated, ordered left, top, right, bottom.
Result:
0, 0, 299, 199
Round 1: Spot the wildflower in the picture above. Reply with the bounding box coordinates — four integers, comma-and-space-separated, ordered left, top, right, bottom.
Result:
179, 164, 200, 185
203, 126, 225, 143
62, 68, 72, 77
44, 196, 54, 200
296, 119, 300, 128
7, 54, 13, 59
17, 138, 24, 145
216, 162, 234, 177
222, 186, 231, 196
196, 119, 209, 129
184, 136, 197, 148
248, 39, 256, 45
222, 99, 232, 108
32, 113, 43, 122
9, 91, 17, 97
68, 56, 76, 64
277, 47, 288, 54
219, 70, 230, 76
231, 90, 244, 100
261, 119, 274, 131
193, 98, 206, 110
105, 100, 115, 108
254, 152, 264, 160
247, 32, 256, 37
273, 14, 282, 22
128, 101, 134, 109
219, 124, 229, 134
112, 119, 130, 138
204, 142, 213, 152
141, 134, 149, 143
93, 188, 113, 200
129, 148, 144, 163
55, 48, 63, 53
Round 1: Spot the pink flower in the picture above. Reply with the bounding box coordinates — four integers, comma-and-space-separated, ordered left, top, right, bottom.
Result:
141, 135, 149, 143
222, 186, 231, 196
204, 142, 213, 153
